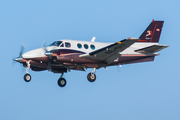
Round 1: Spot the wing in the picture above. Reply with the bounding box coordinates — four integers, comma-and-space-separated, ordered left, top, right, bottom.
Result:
80, 38, 138, 64
134, 44, 168, 53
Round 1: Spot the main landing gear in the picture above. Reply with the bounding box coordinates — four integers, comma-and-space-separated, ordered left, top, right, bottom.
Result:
87, 68, 96, 82
24, 61, 32, 82
57, 73, 66, 87
57, 68, 96, 87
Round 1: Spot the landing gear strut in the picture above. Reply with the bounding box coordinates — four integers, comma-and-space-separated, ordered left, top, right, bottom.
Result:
87, 68, 96, 82
24, 61, 32, 82
57, 73, 66, 87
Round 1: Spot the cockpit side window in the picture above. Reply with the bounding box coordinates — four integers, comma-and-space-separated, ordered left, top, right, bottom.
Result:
49, 41, 62, 47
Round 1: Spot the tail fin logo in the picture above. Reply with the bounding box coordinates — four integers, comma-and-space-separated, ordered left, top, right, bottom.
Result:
146, 30, 152, 37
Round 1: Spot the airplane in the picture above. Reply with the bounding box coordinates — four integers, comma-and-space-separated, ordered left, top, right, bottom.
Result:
14, 20, 168, 87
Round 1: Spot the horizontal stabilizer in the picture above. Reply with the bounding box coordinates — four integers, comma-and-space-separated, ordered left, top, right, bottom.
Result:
134, 45, 168, 53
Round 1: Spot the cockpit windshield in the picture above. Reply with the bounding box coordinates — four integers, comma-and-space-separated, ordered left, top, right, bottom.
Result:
49, 41, 62, 47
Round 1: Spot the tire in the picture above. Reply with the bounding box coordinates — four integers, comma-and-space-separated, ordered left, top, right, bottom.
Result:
24, 73, 31, 82
87, 73, 96, 82
57, 78, 66, 87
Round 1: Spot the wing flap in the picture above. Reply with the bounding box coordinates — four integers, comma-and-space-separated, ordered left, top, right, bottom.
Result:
134, 45, 168, 53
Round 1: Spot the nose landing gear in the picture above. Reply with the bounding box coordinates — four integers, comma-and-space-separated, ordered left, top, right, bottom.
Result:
24, 61, 32, 82
24, 73, 31, 82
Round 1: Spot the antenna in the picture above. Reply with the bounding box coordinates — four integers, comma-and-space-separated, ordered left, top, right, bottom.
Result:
91, 37, 96, 42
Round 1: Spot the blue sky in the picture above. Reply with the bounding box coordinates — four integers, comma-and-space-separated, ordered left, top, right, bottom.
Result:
0, 0, 180, 120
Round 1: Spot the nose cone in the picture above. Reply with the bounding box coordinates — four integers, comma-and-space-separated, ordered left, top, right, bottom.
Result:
14, 57, 23, 62
22, 48, 45, 59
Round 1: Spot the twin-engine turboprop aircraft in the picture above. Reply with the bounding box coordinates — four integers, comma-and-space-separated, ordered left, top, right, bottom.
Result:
14, 20, 168, 87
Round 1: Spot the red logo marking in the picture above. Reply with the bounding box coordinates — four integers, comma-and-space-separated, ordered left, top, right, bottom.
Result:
146, 30, 152, 37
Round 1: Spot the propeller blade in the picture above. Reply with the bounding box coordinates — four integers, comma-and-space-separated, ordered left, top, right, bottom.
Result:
116, 64, 122, 72
12, 56, 25, 73
47, 61, 51, 71
19, 43, 25, 58
12, 56, 17, 66
42, 41, 48, 53
116, 65, 120, 72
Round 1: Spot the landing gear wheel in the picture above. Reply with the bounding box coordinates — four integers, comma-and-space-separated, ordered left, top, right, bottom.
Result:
87, 73, 96, 82
24, 73, 31, 82
57, 78, 66, 87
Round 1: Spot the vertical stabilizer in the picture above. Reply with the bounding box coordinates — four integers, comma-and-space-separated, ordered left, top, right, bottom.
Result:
138, 20, 164, 43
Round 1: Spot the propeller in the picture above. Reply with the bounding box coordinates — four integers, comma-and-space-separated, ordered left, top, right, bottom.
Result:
42, 41, 54, 58
116, 64, 122, 72
12, 43, 26, 73
42, 41, 52, 71
12, 56, 17, 66
19, 44, 25, 58
12, 44, 25, 63
42, 41, 48, 53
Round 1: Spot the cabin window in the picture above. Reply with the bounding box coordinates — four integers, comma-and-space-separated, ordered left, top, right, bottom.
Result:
90, 44, 95, 50
65, 42, 71, 48
77, 43, 82, 49
49, 41, 62, 46
84, 44, 88, 49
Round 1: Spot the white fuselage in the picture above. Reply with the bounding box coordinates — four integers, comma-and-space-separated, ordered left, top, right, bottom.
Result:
22, 39, 158, 59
